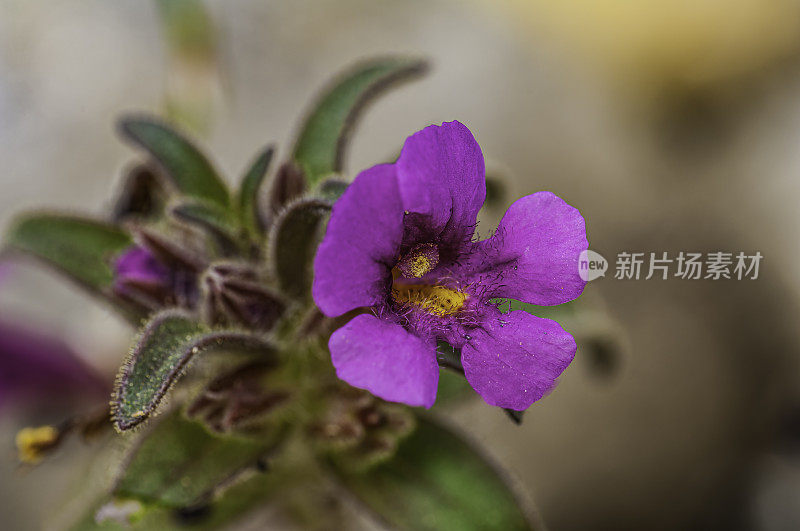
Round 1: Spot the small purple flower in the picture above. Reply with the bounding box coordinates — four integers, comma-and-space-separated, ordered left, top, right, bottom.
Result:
113, 245, 171, 293
313, 121, 588, 411
0, 319, 107, 411
113, 245, 197, 309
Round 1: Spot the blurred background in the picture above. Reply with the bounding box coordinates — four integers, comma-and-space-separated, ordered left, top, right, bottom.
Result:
3, 0, 800, 529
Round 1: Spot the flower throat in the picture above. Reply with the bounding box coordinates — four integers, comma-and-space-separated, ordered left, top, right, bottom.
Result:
391, 243, 467, 316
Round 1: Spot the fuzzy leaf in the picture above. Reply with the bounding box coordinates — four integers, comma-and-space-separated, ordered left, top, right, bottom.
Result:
237, 145, 274, 236
269, 198, 330, 298
112, 310, 273, 431
317, 178, 349, 202
170, 200, 240, 256
115, 410, 279, 509
292, 57, 428, 185
5, 213, 132, 290
119, 117, 230, 208
332, 417, 534, 531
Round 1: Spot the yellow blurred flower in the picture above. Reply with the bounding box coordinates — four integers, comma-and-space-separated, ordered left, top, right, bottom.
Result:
15, 425, 60, 465
499, 0, 800, 95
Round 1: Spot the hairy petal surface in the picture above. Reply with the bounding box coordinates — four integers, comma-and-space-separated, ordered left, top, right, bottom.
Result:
462, 309, 576, 411
396, 121, 486, 244
329, 314, 439, 408
474, 191, 587, 305
313, 165, 404, 317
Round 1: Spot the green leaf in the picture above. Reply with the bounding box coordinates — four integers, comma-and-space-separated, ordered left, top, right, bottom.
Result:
4, 213, 131, 290
268, 198, 330, 299
332, 417, 534, 531
237, 145, 274, 236
317, 178, 349, 202
170, 200, 240, 256
112, 310, 273, 431
292, 57, 428, 185
70, 470, 284, 530
119, 117, 230, 208
492, 298, 576, 322
114, 410, 278, 509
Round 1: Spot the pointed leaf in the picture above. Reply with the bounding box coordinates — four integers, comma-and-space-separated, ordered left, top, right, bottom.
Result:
112, 310, 273, 431
292, 57, 428, 185
119, 117, 230, 207
317, 178, 349, 202
115, 410, 281, 508
268, 198, 330, 298
170, 200, 240, 256
5, 213, 132, 290
332, 417, 535, 531
237, 145, 274, 236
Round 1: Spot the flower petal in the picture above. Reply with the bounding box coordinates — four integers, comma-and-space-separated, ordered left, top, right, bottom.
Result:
475, 191, 587, 305
114, 246, 170, 289
329, 313, 439, 408
396, 121, 486, 244
462, 309, 576, 411
0, 319, 108, 410
312, 164, 404, 317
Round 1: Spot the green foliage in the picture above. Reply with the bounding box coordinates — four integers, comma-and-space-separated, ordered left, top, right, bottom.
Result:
332, 416, 534, 531
112, 310, 273, 431
292, 57, 428, 185
170, 200, 240, 255
268, 198, 330, 299
114, 411, 276, 508
493, 297, 576, 321
5, 213, 131, 290
119, 117, 230, 208
237, 145, 274, 236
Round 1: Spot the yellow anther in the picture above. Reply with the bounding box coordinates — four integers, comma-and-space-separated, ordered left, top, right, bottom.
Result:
408, 255, 431, 278
392, 283, 467, 316
397, 243, 439, 279
15, 425, 59, 465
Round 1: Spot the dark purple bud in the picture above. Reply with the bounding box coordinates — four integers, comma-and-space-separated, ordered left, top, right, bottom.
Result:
268, 162, 306, 219
134, 227, 208, 273
202, 263, 286, 331
186, 362, 289, 434
111, 163, 164, 223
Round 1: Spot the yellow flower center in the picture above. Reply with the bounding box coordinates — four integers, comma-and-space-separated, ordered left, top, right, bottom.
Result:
392, 282, 467, 317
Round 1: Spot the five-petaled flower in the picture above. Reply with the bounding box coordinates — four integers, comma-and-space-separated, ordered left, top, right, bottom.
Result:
313, 121, 588, 411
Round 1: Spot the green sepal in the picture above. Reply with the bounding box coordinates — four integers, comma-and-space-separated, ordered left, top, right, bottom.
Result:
170, 200, 240, 256
119, 117, 230, 208
268, 198, 330, 299
331, 416, 535, 530
112, 310, 274, 431
4, 213, 131, 290
292, 57, 428, 186
236, 145, 274, 237
114, 410, 282, 509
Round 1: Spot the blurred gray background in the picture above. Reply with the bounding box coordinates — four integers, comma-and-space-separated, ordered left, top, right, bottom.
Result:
3, 0, 800, 529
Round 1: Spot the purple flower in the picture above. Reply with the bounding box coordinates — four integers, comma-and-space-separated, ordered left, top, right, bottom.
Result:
113, 245, 197, 309
0, 319, 107, 411
113, 245, 171, 294
313, 121, 588, 411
